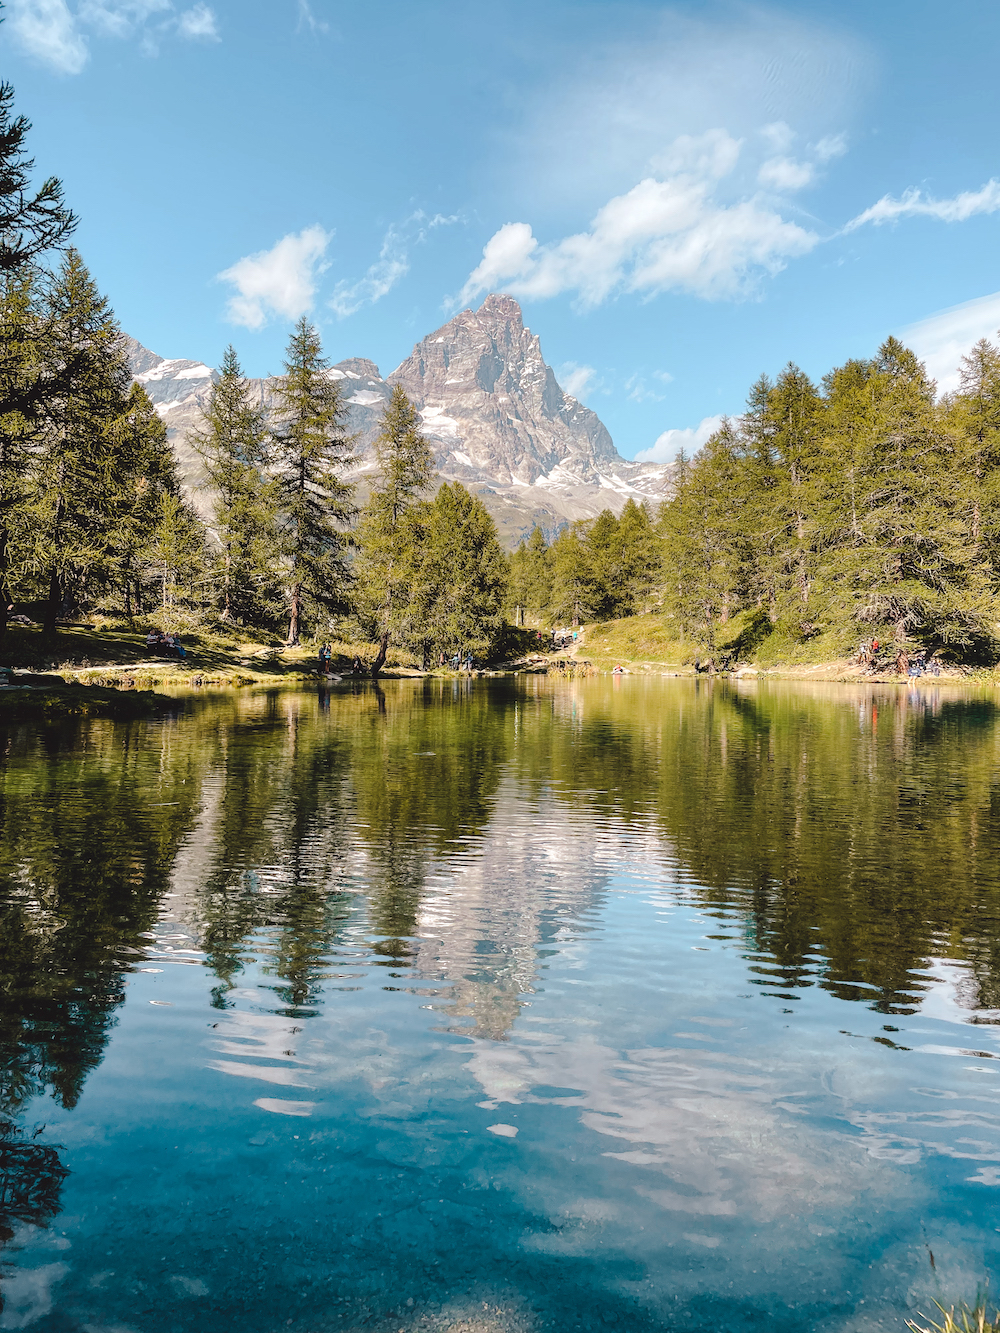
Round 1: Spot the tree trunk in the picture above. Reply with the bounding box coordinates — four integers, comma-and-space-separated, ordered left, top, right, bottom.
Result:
287, 583, 302, 645
371, 631, 389, 679
222, 550, 231, 620
42, 567, 61, 643
0, 522, 9, 654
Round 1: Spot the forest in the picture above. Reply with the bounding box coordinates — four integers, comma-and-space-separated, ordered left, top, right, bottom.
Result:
3, 65, 1000, 672
511, 337, 1000, 668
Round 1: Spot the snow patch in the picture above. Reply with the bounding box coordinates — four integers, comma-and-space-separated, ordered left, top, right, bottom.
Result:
348, 391, 384, 406
450, 450, 473, 467
420, 405, 460, 439
174, 364, 212, 380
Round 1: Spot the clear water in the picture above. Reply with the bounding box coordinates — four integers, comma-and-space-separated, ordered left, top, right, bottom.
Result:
2, 677, 1000, 1333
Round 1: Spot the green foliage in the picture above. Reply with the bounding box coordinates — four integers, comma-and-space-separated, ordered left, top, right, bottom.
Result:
193, 345, 279, 625
270, 318, 355, 644
0, 79, 76, 272
507, 524, 554, 625
653, 337, 1000, 667
354, 385, 434, 674
414, 482, 508, 660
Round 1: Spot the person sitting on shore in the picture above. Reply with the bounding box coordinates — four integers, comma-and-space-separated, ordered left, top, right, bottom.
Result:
352, 655, 363, 675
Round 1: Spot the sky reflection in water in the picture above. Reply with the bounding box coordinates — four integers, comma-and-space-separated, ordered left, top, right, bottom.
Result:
1, 677, 999, 1333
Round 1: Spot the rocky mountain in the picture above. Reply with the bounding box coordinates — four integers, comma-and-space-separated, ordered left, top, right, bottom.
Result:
125, 295, 672, 545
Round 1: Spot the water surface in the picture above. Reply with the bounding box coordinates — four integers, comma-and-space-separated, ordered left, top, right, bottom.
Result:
2, 677, 1000, 1333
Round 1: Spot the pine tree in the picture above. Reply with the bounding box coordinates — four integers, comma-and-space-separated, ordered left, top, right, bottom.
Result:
0, 80, 76, 272
107, 382, 182, 620
659, 422, 754, 659
192, 346, 277, 625
418, 483, 508, 660
823, 338, 991, 655
354, 385, 434, 676
768, 363, 825, 627
270, 318, 355, 644
148, 489, 207, 615
0, 270, 38, 649
950, 337, 1000, 581
507, 525, 553, 626
549, 522, 592, 626
29, 250, 131, 641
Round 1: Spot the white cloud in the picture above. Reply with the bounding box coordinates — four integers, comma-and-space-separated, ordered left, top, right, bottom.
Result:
758, 156, 814, 192
846, 179, 1000, 231
625, 372, 667, 404
78, 0, 169, 35
296, 0, 328, 34
650, 129, 741, 180
456, 134, 818, 310
177, 3, 218, 39
761, 121, 795, 154
5, 0, 88, 73
556, 362, 597, 400
218, 226, 332, 330
635, 414, 724, 463
330, 211, 459, 319
814, 133, 848, 162
7, 0, 220, 70
900, 291, 1000, 395
329, 228, 408, 319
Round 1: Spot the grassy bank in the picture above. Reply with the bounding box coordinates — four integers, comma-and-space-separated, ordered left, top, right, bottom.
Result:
0, 622, 424, 689
578, 611, 998, 682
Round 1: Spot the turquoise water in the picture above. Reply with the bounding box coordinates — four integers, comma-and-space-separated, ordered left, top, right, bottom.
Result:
2, 678, 1000, 1332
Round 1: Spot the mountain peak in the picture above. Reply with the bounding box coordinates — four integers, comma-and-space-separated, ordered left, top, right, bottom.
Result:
475, 293, 524, 326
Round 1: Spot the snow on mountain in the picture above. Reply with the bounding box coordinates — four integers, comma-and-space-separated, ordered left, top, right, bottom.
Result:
123, 297, 673, 543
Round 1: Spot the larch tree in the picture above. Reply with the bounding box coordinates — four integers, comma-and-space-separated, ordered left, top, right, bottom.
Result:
270, 318, 355, 645
192, 346, 277, 624
30, 251, 131, 642
354, 385, 435, 677
418, 483, 508, 660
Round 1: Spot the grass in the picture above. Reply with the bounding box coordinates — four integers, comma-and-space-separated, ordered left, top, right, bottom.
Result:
907, 1298, 1000, 1333
576, 609, 998, 680
0, 621, 423, 688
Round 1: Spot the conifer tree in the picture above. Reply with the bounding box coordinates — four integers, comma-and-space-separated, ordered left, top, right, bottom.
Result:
107, 382, 182, 620
30, 250, 131, 641
823, 338, 991, 654
418, 483, 507, 659
0, 78, 76, 272
148, 488, 207, 614
659, 422, 754, 659
768, 363, 825, 625
950, 337, 1000, 579
192, 346, 277, 624
270, 318, 355, 644
507, 525, 553, 625
0, 271, 38, 648
354, 385, 434, 676
549, 523, 592, 626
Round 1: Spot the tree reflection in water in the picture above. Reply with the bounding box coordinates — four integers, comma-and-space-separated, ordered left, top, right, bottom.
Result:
2, 677, 1000, 1325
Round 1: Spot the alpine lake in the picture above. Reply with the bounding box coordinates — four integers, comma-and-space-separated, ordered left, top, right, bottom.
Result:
2, 675, 1000, 1333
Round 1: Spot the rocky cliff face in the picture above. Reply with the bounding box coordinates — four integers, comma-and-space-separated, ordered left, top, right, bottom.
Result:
125, 296, 672, 543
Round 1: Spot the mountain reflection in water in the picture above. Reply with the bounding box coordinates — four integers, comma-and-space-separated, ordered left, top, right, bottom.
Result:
1, 677, 999, 1333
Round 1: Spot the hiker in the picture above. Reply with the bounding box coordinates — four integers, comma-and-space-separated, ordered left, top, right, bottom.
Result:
465, 650, 474, 673
318, 643, 330, 672
351, 655, 363, 675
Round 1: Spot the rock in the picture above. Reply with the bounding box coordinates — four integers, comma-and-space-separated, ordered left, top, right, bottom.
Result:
125, 296, 673, 544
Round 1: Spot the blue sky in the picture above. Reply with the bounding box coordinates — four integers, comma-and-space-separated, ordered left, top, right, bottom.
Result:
3, 0, 999, 460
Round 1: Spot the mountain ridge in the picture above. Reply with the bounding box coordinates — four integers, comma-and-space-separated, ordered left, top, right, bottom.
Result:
125, 295, 672, 545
